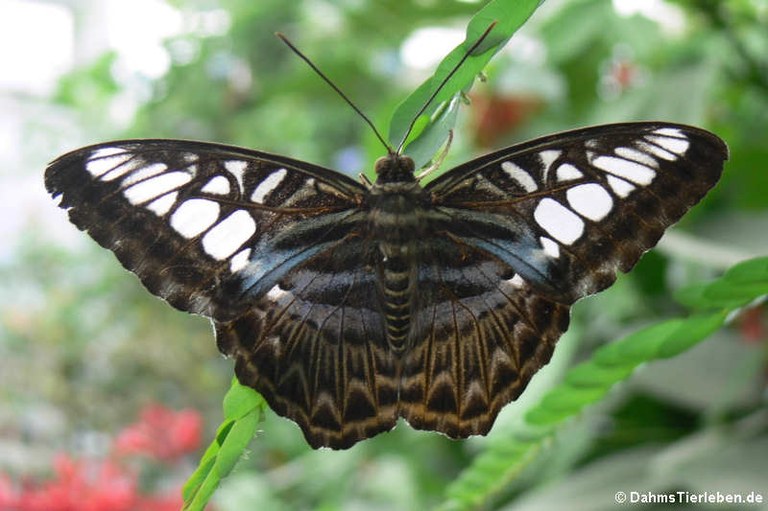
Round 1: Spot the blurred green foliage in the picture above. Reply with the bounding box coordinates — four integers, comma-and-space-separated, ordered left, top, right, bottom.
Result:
2, 0, 767, 509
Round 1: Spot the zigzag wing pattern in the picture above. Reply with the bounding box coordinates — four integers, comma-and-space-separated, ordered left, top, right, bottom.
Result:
215, 239, 398, 449
398, 239, 569, 438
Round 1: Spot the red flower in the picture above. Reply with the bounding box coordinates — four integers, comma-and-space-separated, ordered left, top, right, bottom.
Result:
3, 455, 136, 511
114, 404, 203, 462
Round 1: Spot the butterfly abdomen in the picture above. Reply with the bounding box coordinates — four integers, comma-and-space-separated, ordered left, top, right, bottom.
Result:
367, 179, 432, 351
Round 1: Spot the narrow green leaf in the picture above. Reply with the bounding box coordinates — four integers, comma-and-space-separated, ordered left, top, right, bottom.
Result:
399, 96, 461, 174
674, 281, 719, 310
388, 0, 544, 167
182, 379, 266, 511
703, 280, 768, 304
656, 312, 728, 358
564, 361, 635, 387
223, 377, 265, 419
722, 255, 768, 283
218, 412, 261, 474
592, 319, 683, 366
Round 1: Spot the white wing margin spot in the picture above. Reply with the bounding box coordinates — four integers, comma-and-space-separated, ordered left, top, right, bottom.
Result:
606, 176, 635, 198
86, 148, 132, 179
614, 147, 659, 169
230, 248, 252, 273
501, 161, 538, 192
251, 168, 288, 203
566, 183, 613, 221
539, 236, 560, 258
593, 156, 655, 185
202, 210, 257, 260
171, 199, 220, 238
645, 133, 689, 156
147, 192, 179, 216
556, 164, 583, 182
534, 198, 584, 245
201, 175, 231, 195
123, 171, 192, 205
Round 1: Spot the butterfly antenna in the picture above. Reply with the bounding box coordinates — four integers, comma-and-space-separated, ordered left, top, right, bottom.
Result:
276, 33, 393, 154
395, 21, 497, 155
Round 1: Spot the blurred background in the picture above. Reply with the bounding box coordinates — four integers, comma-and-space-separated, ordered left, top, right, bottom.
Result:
1, 0, 766, 509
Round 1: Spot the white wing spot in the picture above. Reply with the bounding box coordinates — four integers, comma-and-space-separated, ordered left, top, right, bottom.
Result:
606, 175, 636, 198
653, 127, 685, 137
615, 146, 658, 169
86, 148, 132, 178
251, 168, 287, 203
202, 210, 256, 260
121, 162, 168, 186
593, 156, 655, 185
637, 140, 676, 161
540, 236, 560, 258
146, 191, 178, 216
224, 160, 247, 192
201, 175, 231, 195
645, 133, 689, 156
229, 248, 252, 273
123, 171, 192, 205
534, 198, 584, 245
539, 150, 561, 180
507, 274, 525, 288
501, 161, 538, 192
567, 183, 614, 221
266, 284, 290, 302
170, 199, 220, 238
556, 163, 583, 182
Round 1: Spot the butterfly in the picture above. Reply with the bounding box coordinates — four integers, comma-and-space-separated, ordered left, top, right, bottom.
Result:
45, 120, 727, 449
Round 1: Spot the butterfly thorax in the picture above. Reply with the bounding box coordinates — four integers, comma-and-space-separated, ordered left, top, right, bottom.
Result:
366, 153, 432, 351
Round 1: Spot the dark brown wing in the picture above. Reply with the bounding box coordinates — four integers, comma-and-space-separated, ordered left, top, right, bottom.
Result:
45, 139, 366, 321
215, 239, 399, 449
399, 240, 569, 438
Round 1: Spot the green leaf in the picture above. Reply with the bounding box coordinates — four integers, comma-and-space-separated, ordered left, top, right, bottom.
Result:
655, 312, 727, 359
388, 0, 544, 168
182, 379, 266, 511
722, 256, 768, 283
677, 256, 768, 310
398, 96, 461, 174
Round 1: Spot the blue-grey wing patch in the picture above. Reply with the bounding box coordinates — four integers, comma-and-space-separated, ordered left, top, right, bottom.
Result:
45, 139, 366, 321
427, 122, 728, 304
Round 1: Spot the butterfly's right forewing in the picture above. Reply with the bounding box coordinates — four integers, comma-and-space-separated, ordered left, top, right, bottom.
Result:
45, 140, 367, 321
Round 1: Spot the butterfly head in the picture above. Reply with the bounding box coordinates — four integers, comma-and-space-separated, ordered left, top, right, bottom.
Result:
374, 153, 415, 183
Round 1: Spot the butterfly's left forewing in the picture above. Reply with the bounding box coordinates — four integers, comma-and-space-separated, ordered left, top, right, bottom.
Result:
45, 140, 367, 321
427, 122, 728, 304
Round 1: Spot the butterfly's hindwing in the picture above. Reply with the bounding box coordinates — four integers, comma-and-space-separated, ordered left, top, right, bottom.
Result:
45, 140, 366, 320
399, 240, 570, 437
428, 123, 727, 304
215, 240, 399, 449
